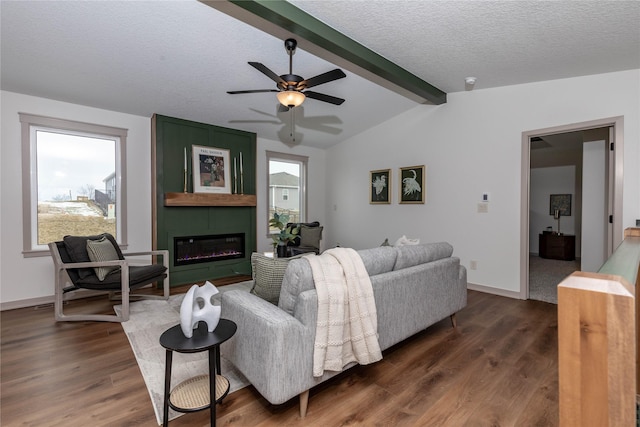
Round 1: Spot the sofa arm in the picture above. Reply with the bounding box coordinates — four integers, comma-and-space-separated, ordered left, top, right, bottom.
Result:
220, 290, 315, 405
459, 264, 467, 284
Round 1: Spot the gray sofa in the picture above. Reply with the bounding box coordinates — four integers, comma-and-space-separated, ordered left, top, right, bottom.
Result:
220, 242, 467, 416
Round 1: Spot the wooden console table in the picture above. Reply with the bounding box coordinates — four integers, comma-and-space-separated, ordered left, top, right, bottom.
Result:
539, 233, 575, 261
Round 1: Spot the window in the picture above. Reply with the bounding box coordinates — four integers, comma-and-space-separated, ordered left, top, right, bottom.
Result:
20, 114, 127, 256
266, 151, 307, 234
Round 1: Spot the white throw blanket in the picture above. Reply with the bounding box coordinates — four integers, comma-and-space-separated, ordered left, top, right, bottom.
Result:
305, 248, 382, 377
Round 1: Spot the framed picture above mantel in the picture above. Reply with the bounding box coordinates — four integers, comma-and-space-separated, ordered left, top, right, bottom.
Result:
192, 145, 231, 194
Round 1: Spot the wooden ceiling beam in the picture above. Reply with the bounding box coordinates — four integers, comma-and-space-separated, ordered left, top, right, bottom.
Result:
201, 0, 447, 105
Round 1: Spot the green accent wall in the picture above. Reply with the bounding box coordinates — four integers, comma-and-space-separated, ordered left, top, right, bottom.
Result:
153, 115, 256, 286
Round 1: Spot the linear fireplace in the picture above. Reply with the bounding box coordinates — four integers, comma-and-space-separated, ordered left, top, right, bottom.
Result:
174, 233, 245, 266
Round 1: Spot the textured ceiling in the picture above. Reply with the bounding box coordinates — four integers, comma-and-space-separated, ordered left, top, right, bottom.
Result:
289, 0, 640, 93
2, 1, 639, 148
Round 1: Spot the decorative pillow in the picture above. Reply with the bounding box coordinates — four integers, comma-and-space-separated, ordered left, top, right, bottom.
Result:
86, 236, 121, 281
299, 225, 323, 248
250, 252, 295, 305
63, 233, 124, 279
394, 235, 420, 247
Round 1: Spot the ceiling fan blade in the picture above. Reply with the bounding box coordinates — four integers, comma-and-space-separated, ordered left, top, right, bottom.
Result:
304, 91, 345, 105
299, 115, 343, 124
228, 120, 281, 124
227, 89, 278, 94
301, 69, 346, 89
249, 62, 287, 87
249, 108, 277, 118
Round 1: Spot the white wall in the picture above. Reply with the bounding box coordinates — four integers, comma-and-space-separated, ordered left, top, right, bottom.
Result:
1, 91, 153, 306
255, 138, 327, 254
530, 166, 576, 253
325, 70, 640, 295
3, 70, 638, 304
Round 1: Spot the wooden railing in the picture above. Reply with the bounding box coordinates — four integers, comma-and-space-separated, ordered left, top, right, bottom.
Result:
558, 228, 640, 426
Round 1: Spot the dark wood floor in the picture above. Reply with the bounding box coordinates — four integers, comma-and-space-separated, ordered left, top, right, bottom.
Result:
1, 283, 559, 426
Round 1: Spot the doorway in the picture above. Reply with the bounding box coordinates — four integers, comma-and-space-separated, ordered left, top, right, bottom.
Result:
520, 117, 624, 301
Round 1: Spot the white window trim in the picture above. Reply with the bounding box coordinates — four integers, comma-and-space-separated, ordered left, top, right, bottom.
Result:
19, 113, 128, 257
266, 150, 308, 237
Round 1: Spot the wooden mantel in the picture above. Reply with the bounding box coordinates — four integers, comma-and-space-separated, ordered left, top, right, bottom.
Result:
164, 192, 256, 207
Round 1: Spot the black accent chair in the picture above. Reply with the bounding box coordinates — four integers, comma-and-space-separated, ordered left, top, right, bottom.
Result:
48, 233, 169, 322
286, 221, 323, 256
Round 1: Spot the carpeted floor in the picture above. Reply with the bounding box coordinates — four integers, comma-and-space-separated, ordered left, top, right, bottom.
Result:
529, 254, 580, 304
115, 281, 252, 425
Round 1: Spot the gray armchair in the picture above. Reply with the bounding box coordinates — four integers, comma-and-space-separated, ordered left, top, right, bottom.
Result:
49, 233, 169, 322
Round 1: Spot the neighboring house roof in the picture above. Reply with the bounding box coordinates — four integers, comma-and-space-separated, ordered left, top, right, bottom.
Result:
270, 172, 299, 187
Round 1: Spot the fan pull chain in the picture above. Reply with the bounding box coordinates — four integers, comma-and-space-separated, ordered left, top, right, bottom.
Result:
290, 108, 296, 143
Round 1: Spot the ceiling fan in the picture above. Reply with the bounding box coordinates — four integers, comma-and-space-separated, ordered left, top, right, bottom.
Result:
227, 38, 346, 110
229, 105, 344, 144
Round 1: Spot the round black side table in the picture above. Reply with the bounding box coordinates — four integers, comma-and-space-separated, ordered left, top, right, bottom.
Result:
159, 319, 237, 427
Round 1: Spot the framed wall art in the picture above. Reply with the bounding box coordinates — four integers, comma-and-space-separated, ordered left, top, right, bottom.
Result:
399, 165, 425, 204
192, 145, 231, 194
370, 169, 391, 204
549, 193, 571, 216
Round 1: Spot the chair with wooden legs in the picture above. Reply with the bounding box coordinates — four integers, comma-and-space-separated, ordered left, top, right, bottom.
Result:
49, 233, 169, 322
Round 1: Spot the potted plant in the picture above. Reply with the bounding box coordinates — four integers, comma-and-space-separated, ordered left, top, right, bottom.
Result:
269, 212, 300, 258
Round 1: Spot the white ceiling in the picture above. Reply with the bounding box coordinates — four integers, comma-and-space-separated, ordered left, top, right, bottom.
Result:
2, 1, 639, 149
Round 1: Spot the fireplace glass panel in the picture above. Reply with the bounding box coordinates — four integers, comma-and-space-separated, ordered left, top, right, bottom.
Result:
174, 233, 245, 266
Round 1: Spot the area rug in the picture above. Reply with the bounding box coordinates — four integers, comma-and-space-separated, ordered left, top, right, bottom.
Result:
529, 255, 580, 304
115, 281, 252, 425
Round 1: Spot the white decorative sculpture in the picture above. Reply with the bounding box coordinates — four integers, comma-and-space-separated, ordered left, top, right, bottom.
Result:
179, 281, 221, 338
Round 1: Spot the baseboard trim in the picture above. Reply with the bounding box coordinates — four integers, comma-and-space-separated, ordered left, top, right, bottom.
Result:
1, 296, 54, 311
1, 289, 106, 312
4, 280, 524, 311
467, 282, 523, 300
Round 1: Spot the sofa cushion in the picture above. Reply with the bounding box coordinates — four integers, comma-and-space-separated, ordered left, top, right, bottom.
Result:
279, 247, 398, 315
394, 242, 453, 270
357, 246, 398, 276
86, 236, 121, 280
75, 264, 167, 289
299, 225, 323, 248
278, 257, 316, 315
250, 253, 293, 305
63, 233, 124, 279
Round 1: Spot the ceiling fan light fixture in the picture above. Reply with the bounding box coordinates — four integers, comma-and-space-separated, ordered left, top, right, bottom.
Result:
277, 90, 305, 108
